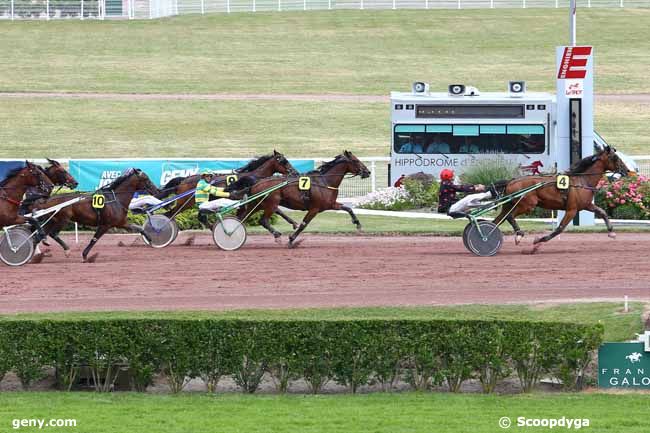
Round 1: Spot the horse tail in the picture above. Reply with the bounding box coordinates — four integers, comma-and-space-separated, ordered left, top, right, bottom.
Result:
225, 175, 258, 193
155, 177, 184, 199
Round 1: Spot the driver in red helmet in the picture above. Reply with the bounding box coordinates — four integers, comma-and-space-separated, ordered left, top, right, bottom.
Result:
437, 169, 492, 217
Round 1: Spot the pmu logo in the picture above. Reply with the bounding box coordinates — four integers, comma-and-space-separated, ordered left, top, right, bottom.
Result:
557, 46, 592, 79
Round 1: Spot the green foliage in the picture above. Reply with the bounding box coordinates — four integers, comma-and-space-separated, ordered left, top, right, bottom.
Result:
402, 179, 440, 209
459, 160, 520, 187
0, 319, 603, 394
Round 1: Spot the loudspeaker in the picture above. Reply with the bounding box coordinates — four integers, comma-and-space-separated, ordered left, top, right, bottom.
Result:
412, 82, 429, 94
448, 84, 465, 96
508, 81, 526, 97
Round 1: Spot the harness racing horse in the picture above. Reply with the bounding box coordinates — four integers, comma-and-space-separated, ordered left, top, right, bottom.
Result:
155, 151, 299, 227
0, 162, 54, 228
33, 168, 160, 262
494, 146, 630, 251
227, 151, 370, 248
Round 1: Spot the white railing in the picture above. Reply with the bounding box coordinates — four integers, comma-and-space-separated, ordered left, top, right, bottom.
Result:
0, 0, 648, 20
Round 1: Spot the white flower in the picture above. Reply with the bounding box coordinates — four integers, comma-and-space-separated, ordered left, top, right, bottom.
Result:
358, 186, 411, 209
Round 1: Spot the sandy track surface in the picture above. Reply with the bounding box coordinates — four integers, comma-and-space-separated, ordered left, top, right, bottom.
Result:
1, 233, 649, 313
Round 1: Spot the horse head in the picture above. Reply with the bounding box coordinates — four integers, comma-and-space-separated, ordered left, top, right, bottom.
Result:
134, 169, 160, 196
271, 150, 299, 176
45, 158, 78, 189
25, 162, 54, 195
600, 147, 631, 177
342, 150, 371, 179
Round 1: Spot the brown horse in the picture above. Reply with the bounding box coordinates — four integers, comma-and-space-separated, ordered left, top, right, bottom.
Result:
33, 168, 159, 262
494, 146, 630, 250
0, 162, 54, 228
156, 151, 299, 227
227, 151, 370, 248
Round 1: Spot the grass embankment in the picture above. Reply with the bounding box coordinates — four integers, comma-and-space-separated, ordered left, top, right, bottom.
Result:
1, 392, 650, 433
3, 98, 649, 158
2, 302, 643, 342
1, 10, 649, 95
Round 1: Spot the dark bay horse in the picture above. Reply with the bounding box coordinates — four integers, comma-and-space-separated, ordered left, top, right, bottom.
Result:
33, 168, 159, 262
227, 151, 370, 248
494, 146, 630, 250
0, 162, 54, 228
156, 151, 299, 225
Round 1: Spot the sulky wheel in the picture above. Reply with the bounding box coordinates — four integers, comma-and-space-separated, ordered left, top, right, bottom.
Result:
212, 216, 247, 251
142, 215, 178, 249
464, 221, 503, 257
462, 223, 472, 250
0, 226, 35, 267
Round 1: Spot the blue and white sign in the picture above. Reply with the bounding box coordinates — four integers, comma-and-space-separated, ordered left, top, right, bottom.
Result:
69, 159, 315, 191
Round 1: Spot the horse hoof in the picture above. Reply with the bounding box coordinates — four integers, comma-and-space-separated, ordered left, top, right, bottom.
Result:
292, 224, 299, 230
117, 241, 127, 247
288, 240, 303, 249
274, 236, 283, 244
184, 236, 195, 246
64, 250, 71, 258
356, 224, 363, 232
515, 234, 524, 245
608, 232, 617, 239
84, 253, 99, 263
31, 253, 44, 264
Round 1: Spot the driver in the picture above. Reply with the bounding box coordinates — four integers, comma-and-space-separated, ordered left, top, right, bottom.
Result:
437, 169, 495, 217
196, 169, 237, 225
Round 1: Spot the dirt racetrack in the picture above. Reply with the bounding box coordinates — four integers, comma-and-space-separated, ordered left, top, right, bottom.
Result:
1, 232, 649, 313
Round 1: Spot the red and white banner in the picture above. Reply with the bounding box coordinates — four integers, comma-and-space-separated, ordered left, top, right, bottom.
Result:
557, 46, 592, 80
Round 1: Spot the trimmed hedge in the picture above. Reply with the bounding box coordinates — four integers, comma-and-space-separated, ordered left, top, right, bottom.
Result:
0, 319, 602, 393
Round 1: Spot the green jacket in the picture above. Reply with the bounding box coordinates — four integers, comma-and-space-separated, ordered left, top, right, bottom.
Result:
195, 179, 230, 204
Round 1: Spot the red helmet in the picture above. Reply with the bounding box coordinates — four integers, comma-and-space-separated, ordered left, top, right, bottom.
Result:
440, 169, 455, 181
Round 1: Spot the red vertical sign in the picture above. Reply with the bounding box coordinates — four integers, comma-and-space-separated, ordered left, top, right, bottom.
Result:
557, 46, 592, 79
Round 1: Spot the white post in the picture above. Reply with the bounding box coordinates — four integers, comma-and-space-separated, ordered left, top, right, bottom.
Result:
278, 0, 281, 11
46, 0, 50, 19
588, 0, 591, 7
75, 223, 79, 244
149, 0, 152, 19
328, 0, 331, 9
490, 0, 493, 7
303, 0, 306, 10
620, 0, 623, 7
624, 295, 629, 313
10, 0, 14, 20
371, 161, 376, 192
425, 0, 428, 9
555, 0, 558, 8
522, 0, 525, 8
457, 0, 460, 9
360, 0, 363, 9
174, 0, 178, 15
569, 0, 576, 46
201, 0, 205, 13
227, 0, 230, 13
252, 0, 255, 12
80, 0, 84, 19
392, 0, 395, 9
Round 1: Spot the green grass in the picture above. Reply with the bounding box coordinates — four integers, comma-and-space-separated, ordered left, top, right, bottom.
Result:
1, 392, 650, 433
2, 98, 648, 159
2, 302, 643, 342
1, 10, 650, 95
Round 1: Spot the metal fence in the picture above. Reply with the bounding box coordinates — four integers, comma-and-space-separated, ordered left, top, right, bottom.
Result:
1, 0, 648, 20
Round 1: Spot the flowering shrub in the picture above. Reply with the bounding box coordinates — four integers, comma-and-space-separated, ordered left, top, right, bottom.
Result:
357, 186, 413, 211
357, 179, 440, 211
595, 175, 650, 220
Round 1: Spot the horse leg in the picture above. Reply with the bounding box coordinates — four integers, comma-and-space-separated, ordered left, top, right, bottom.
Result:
586, 203, 616, 239
532, 209, 576, 251
274, 209, 299, 229
332, 202, 362, 231
126, 223, 152, 243
83, 226, 110, 263
495, 203, 525, 245
260, 207, 283, 242
288, 209, 319, 249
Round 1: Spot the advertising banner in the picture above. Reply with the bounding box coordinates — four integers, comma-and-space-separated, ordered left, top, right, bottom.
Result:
69, 159, 315, 191
598, 342, 650, 388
